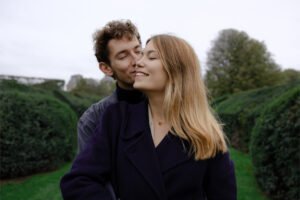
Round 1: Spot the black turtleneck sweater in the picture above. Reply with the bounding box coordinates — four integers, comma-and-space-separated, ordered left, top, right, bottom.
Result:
115, 84, 145, 103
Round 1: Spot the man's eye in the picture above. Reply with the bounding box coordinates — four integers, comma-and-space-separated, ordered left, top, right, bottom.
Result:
136, 50, 142, 55
118, 55, 127, 59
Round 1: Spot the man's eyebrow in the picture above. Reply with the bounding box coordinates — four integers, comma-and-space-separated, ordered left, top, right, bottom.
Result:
134, 45, 142, 49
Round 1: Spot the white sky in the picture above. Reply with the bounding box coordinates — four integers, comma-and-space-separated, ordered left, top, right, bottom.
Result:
0, 0, 299, 83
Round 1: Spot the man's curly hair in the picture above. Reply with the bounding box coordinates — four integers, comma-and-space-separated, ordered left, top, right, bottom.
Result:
93, 20, 141, 65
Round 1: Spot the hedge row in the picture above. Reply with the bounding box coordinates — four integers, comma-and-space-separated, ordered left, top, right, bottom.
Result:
0, 80, 101, 117
0, 80, 104, 179
53, 90, 100, 117
214, 81, 299, 152
213, 81, 300, 199
0, 90, 78, 179
250, 86, 300, 200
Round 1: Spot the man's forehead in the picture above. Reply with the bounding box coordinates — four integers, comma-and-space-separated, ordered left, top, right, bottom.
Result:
108, 36, 141, 54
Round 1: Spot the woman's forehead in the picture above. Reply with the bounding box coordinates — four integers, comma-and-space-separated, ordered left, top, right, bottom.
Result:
144, 40, 156, 51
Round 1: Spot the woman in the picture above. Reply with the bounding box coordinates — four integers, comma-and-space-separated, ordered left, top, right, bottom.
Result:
60, 34, 236, 200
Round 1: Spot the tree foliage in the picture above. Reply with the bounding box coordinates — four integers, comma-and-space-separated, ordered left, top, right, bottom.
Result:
205, 29, 282, 97
71, 77, 115, 98
281, 68, 300, 83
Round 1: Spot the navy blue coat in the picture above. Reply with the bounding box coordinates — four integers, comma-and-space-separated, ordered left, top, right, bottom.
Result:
60, 101, 237, 200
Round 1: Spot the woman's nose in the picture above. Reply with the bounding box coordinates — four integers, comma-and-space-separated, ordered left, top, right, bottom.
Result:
136, 56, 144, 68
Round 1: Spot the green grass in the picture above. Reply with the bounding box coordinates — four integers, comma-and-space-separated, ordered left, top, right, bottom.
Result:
0, 164, 71, 200
0, 149, 268, 200
230, 148, 269, 200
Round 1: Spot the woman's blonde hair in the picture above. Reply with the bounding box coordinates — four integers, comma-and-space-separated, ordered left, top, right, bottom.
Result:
148, 34, 227, 160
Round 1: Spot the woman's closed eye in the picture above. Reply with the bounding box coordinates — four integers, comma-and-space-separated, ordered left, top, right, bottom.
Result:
148, 56, 157, 60
147, 52, 159, 60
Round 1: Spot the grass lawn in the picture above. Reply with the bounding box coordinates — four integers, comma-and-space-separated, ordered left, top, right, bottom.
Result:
0, 149, 268, 200
0, 164, 71, 200
230, 148, 269, 200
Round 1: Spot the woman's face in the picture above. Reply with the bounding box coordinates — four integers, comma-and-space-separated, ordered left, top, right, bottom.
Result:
133, 40, 168, 93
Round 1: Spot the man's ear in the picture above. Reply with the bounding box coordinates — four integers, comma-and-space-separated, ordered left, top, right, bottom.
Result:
99, 62, 113, 77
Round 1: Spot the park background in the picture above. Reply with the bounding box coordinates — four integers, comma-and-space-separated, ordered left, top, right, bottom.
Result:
0, 0, 299, 200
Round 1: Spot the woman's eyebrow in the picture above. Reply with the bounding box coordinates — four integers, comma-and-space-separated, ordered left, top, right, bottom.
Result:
145, 50, 157, 55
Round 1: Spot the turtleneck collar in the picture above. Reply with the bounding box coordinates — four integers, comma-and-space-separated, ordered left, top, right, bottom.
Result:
116, 84, 145, 104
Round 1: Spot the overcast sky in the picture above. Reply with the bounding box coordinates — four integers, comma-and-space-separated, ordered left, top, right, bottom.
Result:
0, 0, 299, 83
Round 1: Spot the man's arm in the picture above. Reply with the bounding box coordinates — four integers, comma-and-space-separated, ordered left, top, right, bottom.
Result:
77, 93, 117, 153
77, 104, 100, 152
61, 104, 119, 200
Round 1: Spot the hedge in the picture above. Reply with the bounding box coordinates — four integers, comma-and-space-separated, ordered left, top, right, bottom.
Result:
0, 80, 102, 118
0, 91, 77, 179
53, 90, 101, 117
213, 81, 299, 151
0, 79, 36, 93
250, 86, 300, 200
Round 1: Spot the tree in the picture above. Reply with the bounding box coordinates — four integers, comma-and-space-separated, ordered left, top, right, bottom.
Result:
281, 68, 300, 83
205, 29, 282, 97
71, 76, 115, 98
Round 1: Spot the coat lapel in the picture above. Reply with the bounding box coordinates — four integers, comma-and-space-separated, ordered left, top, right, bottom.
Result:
121, 101, 167, 200
120, 101, 192, 199
155, 133, 191, 173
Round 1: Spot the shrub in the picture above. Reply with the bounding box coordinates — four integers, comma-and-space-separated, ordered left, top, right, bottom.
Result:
0, 91, 77, 179
33, 80, 65, 90
1, 80, 103, 118
214, 81, 299, 151
250, 86, 300, 200
0, 79, 34, 93
53, 90, 101, 117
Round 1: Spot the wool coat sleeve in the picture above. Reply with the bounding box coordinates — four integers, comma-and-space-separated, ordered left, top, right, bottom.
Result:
204, 152, 237, 200
60, 105, 118, 200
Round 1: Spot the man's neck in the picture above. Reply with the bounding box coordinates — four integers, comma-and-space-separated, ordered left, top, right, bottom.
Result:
117, 82, 134, 91
116, 84, 144, 103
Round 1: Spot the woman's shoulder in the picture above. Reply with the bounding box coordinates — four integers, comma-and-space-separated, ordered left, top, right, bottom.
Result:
208, 151, 231, 162
205, 150, 234, 173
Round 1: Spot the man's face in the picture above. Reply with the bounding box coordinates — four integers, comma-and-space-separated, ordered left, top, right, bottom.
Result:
107, 36, 142, 89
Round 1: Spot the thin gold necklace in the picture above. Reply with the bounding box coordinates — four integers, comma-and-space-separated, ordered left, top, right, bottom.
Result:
148, 105, 154, 137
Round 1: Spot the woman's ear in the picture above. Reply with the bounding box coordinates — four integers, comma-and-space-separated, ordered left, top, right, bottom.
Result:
99, 62, 113, 77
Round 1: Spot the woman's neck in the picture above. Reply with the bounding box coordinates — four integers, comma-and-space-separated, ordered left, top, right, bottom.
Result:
147, 93, 165, 124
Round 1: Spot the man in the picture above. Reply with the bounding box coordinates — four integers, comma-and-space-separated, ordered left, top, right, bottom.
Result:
77, 20, 144, 152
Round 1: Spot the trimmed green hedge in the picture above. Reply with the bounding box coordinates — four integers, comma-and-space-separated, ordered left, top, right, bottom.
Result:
250, 86, 300, 200
0, 79, 102, 118
53, 90, 100, 117
0, 79, 37, 93
0, 91, 77, 179
214, 81, 299, 151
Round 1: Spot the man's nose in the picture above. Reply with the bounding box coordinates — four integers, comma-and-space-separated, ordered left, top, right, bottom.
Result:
132, 52, 142, 65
